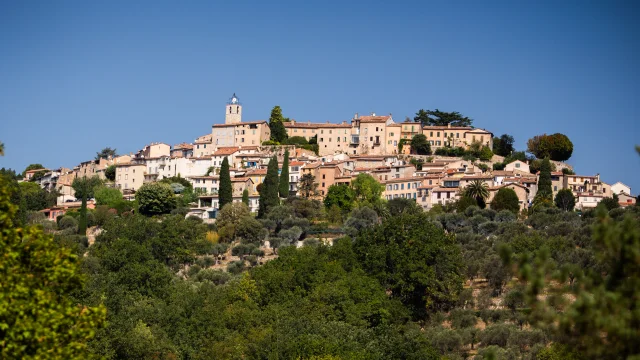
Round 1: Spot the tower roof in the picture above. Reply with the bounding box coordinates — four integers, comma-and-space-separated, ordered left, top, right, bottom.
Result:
228, 93, 240, 105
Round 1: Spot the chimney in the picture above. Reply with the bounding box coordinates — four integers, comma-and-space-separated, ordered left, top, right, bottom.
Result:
447, 123, 451, 128
291, 119, 295, 125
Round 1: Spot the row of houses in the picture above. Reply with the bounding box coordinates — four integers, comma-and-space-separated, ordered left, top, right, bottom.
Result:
28, 93, 635, 221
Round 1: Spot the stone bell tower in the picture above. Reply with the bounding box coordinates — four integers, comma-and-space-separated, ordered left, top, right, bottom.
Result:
225, 93, 242, 124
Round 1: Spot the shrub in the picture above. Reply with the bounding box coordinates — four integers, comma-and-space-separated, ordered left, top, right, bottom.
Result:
59, 215, 79, 231
227, 260, 245, 275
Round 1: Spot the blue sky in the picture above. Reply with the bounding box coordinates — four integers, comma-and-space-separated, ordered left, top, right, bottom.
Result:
1, 1, 639, 192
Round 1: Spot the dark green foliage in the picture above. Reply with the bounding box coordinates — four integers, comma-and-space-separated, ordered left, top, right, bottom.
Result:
95, 147, 117, 160
241, 189, 249, 206
298, 173, 318, 198
104, 165, 116, 181
479, 145, 494, 161
410, 134, 431, 155
136, 182, 177, 216
536, 157, 553, 201
600, 193, 620, 210
463, 179, 489, 209
491, 187, 520, 213
279, 149, 290, 197
268, 105, 288, 143
72, 176, 103, 235
351, 173, 384, 206
456, 196, 478, 213
343, 206, 378, 237
219, 156, 233, 209
353, 212, 464, 319
22, 163, 45, 177
493, 134, 515, 157
527, 133, 574, 161
258, 156, 280, 218
435, 146, 466, 157
324, 184, 355, 213
387, 197, 421, 216
554, 189, 575, 211
414, 109, 473, 127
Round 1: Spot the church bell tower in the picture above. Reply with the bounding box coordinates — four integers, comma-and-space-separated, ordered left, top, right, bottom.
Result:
225, 93, 242, 124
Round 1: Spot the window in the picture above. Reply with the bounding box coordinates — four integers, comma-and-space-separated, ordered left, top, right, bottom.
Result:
437, 192, 441, 199
456, 133, 459, 138
437, 132, 440, 137
118, 175, 121, 180
515, 163, 520, 168
197, 145, 200, 149
401, 184, 404, 190
430, 131, 433, 136
390, 132, 394, 137
204, 144, 207, 148
444, 132, 447, 137
125, 174, 128, 180
337, 137, 340, 142
321, 130, 324, 134
322, 182, 325, 187
329, 130, 332, 134
322, 174, 325, 179
320, 138, 324, 142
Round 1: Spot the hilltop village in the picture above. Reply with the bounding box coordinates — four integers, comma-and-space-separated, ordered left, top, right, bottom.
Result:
25, 93, 636, 220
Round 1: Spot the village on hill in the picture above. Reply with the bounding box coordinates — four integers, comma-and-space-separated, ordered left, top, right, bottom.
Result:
23, 93, 636, 222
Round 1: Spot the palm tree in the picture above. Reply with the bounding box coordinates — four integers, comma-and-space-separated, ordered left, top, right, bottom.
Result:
463, 179, 489, 209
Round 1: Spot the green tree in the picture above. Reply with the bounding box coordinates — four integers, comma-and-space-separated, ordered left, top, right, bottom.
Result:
269, 105, 288, 143
217, 202, 251, 241
354, 211, 464, 318
324, 184, 355, 213
600, 193, 620, 210
527, 133, 573, 161
136, 182, 177, 216
492, 134, 515, 156
104, 165, 116, 181
298, 173, 318, 198
536, 158, 553, 206
22, 163, 45, 177
0, 177, 106, 359
398, 138, 407, 153
72, 176, 103, 235
410, 134, 431, 155
491, 187, 520, 213
463, 179, 489, 209
242, 189, 249, 206
219, 156, 233, 209
509, 211, 640, 358
94, 186, 123, 207
19, 182, 49, 211
414, 109, 473, 127
258, 156, 280, 218
279, 149, 290, 197
351, 173, 384, 205
554, 189, 575, 211
479, 145, 494, 161
456, 195, 478, 213
95, 147, 117, 160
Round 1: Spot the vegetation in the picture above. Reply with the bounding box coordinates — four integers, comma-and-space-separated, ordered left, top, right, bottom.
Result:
414, 109, 473, 127
463, 179, 489, 209
268, 105, 288, 143
410, 134, 431, 155
94, 186, 123, 207
536, 157, 553, 204
257, 156, 280, 217
219, 156, 233, 209
279, 149, 290, 197
491, 187, 520, 213
298, 173, 318, 198
136, 182, 177, 216
492, 134, 515, 156
554, 189, 576, 211
104, 165, 116, 181
527, 133, 574, 161
95, 147, 117, 160
72, 176, 103, 235
242, 188, 249, 206
324, 184, 355, 213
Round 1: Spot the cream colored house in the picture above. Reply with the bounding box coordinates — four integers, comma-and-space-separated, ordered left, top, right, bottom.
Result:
504, 160, 530, 174
611, 182, 632, 197
115, 163, 146, 192
383, 176, 424, 201
194, 135, 212, 158
422, 124, 493, 150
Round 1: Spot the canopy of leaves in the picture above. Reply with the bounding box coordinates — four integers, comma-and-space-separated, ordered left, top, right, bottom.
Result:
94, 186, 123, 207
219, 156, 233, 209
351, 173, 384, 206
527, 133, 574, 161
298, 173, 318, 198
258, 156, 280, 217
554, 189, 576, 211
491, 187, 520, 214
104, 165, 116, 181
410, 134, 431, 155
95, 147, 117, 160
268, 105, 288, 143
353, 211, 464, 319
136, 182, 177, 216
0, 177, 106, 359
492, 134, 515, 157
463, 180, 490, 209
279, 149, 290, 198
324, 184, 355, 213
414, 109, 473, 127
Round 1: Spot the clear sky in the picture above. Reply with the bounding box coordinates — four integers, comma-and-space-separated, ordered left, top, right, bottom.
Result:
1, 1, 639, 192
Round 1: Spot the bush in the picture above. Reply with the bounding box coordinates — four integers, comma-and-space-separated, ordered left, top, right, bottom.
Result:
495, 210, 516, 223
195, 269, 232, 285
227, 260, 245, 275
491, 188, 520, 214
59, 215, 79, 231
171, 207, 190, 216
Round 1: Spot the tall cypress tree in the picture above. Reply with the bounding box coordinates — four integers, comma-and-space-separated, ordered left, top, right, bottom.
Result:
258, 156, 280, 218
269, 105, 288, 143
537, 157, 553, 199
279, 149, 290, 198
219, 157, 233, 210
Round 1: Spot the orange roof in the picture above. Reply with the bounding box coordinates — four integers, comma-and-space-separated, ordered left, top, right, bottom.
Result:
247, 169, 267, 175
289, 161, 304, 166
231, 177, 251, 182
213, 147, 240, 156
357, 115, 391, 122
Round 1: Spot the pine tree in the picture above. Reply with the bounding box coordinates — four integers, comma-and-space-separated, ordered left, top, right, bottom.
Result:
269, 105, 288, 143
219, 157, 233, 210
258, 156, 280, 218
279, 149, 290, 198
242, 189, 249, 206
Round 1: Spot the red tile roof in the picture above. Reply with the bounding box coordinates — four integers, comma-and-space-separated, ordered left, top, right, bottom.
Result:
213, 147, 240, 156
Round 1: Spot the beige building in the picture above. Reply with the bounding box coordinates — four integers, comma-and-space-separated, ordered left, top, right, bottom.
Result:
350, 114, 394, 156
115, 163, 146, 191
138, 142, 171, 159
383, 176, 424, 201
488, 183, 530, 212
564, 174, 610, 197
283, 120, 352, 156
400, 120, 421, 141
211, 94, 271, 149
194, 135, 212, 158
422, 124, 493, 150
504, 160, 530, 174
386, 124, 402, 154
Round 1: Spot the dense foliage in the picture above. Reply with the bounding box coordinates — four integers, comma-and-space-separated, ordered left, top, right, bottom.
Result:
527, 133, 574, 161
219, 156, 233, 209
414, 109, 473, 127
268, 105, 288, 143
411, 134, 432, 155
279, 149, 290, 197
